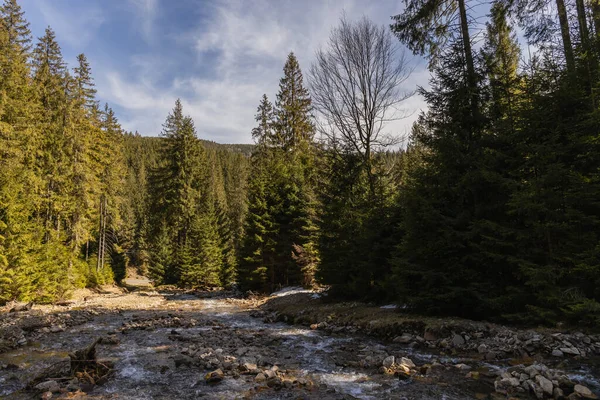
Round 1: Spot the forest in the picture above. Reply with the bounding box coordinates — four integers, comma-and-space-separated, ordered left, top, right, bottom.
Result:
0, 0, 599, 328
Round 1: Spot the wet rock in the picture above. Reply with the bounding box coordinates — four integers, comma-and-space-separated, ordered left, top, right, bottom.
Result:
536, 374, 553, 396
99, 335, 120, 345
255, 373, 266, 383
552, 349, 564, 357
477, 344, 488, 353
239, 362, 258, 374
553, 387, 564, 399
455, 363, 471, 371
205, 369, 224, 384
34, 380, 60, 393
382, 355, 395, 368
393, 333, 413, 344
41, 391, 53, 400
266, 376, 282, 389
173, 354, 194, 368
452, 334, 465, 347
574, 384, 597, 399
423, 330, 437, 341
560, 347, 580, 356
495, 377, 520, 394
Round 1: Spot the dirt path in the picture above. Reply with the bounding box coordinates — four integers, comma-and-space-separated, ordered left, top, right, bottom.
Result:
0, 286, 598, 399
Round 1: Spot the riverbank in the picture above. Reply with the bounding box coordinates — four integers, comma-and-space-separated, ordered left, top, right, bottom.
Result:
0, 285, 598, 399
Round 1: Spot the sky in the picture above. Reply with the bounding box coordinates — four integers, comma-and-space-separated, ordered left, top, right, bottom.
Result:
20, 0, 430, 144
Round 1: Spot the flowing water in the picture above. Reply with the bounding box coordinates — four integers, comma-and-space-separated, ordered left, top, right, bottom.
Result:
1, 287, 598, 399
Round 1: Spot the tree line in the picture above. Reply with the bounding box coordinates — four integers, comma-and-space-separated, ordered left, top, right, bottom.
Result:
0, 0, 248, 302
2, 0, 599, 327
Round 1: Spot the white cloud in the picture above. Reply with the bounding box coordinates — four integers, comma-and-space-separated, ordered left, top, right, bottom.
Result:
129, 0, 158, 42
102, 0, 429, 143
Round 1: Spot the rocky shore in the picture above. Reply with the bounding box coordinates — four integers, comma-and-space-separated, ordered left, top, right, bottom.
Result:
0, 285, 598, 399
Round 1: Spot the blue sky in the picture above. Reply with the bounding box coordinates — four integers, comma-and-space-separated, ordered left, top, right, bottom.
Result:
21, 0, 430, 143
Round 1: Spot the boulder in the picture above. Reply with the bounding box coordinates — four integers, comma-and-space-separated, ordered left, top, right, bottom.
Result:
382, 356, 395, 369
535, 375, 553, 396
452, 334, 465, 347
574, 384, 598, 399
552, 349, 564, 357
34, 380, 60, 393
205, 369, 224, 384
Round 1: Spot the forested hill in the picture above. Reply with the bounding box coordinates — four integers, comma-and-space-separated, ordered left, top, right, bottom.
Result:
2, 0, 600, 329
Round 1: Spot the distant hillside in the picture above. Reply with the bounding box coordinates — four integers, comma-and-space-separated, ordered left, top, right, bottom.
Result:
131, 135, 254, 157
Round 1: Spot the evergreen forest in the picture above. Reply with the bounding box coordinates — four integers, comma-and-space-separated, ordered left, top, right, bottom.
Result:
1, 0, 600, 328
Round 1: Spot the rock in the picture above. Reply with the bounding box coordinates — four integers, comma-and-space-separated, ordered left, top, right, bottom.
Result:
264, 369, 276, 380
267, 376, 282, 388
255, 373, 266, 383
553, 387, 564, 399
173, 354, 194, 368
455, 363, 471, 371
393, 333, 413, 344
399, 357, 415, 369
495, 377, 520, 394
49, 326, 64, 333
536, 375, 554, 396
239, 362, 258, 374
528, 381, 544, 400
205, 369, 224, 384
574, 384, 597, 399
560, 347, 580, 356
466, 371, 480, 379
423, 331, 437, 341
485, 351, 498, 361
552, 349, 564, 357
41, 392, 53, 400
382, 356, 395, 368
9, 302, 33, 312
35, 380, 60, 393
477, 344, 488, 354
452, 334, 465, 347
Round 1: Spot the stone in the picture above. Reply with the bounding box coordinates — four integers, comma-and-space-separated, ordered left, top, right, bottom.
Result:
574, 384, 597, 399
485, 351, 498, 361
536, 375, 553, 396
399, 357, 415, 369
423, 331, 437, 341
552, 349, 564, 357
50, 326, 64, 333
477, 344, 488, 354
205, 369, 224, 384
495, 377, 520, 394
455, 363, 471, 371
173, 354, 194, 368
267, 376, 282, 388
239, 362, 258, 374
560, 347, 580, 356
553, 387, 564, 399
466, 371, 480, 379
382, 356, 395, 368
35, 380, 60, 393
41, 392, 53, 400
393, 334, 413, 344
264, 369, 276, 379
452, 334, 465, 347
255, 373, 266, 383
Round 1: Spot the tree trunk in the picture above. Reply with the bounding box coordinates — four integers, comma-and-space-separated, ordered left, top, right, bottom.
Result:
458, 0, 479, 125
556, 0, 576, 75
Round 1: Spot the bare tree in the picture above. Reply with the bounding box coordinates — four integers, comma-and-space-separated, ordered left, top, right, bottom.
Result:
309, 15, 413, 196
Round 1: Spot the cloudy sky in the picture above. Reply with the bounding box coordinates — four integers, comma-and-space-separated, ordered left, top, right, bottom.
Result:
21, 0, 430, 143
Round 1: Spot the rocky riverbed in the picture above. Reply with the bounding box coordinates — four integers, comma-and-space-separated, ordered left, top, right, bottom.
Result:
1, 284, 599, 399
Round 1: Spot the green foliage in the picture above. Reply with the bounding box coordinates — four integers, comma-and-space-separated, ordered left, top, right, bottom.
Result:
238, 54, 319, 292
